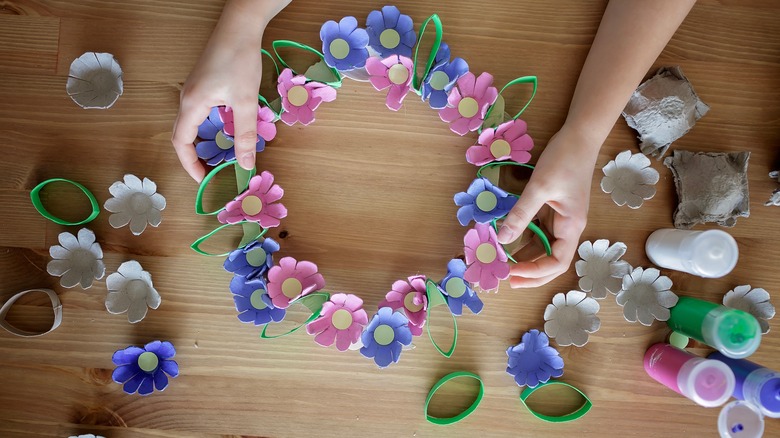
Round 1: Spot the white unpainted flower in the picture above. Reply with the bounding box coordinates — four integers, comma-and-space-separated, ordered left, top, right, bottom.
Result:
104, 174, 166, 235
543, 291, 600, 347
616, 267, 678, 326
723, 285, 774, 334
106, 260, 161, 323
46, 228, 105, 289
601, 150, 659, 208
575, 239, 632, 299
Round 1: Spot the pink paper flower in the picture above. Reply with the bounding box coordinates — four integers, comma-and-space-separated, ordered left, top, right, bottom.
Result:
378, 275, 428, 336
306, 293, 369, 351
464, 223, 509, 291
438, 72, 498, 136
466, 119, 534, 166
216, 171, 287, 227
365, 55, 414, 111
266, 257, 326, 309
218, 105, 277, 142
277, 68, 337, 126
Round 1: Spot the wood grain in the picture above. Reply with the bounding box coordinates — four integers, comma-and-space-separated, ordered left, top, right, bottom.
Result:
1, 0, 779, 437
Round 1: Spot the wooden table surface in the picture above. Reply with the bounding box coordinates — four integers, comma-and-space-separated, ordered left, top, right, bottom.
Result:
1, 1, 779, 437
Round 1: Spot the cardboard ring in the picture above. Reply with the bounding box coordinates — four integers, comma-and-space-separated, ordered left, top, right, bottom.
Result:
0, 289, 62, 337
30, 178, 100, 226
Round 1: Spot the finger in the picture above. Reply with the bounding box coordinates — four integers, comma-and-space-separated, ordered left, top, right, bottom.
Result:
232, 99, 259, 171
497, 189, 546, 245
509, 220, 581, 279
509, 273, 560, 289
171, 101, 211, 182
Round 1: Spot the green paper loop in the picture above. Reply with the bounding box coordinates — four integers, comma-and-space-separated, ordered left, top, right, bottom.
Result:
259, 48, 282, 116
190, 222, 267, 256
260, 292, 330, 339
482, 76, 538, 131
195, 161, 256, 216
272, 40, 342, 88
411, 14, 443, 92
425, 279, 457, 358
519, 380, 592, 423
30, 178, 99, 226
425, 371, 484, 425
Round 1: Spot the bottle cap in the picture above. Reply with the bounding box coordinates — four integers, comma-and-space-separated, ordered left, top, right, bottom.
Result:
718, 400, 764, 438
757, 375, 780, 417
691, 230, 738, 278
713, 309, 761, 359
682, 359, 735, 407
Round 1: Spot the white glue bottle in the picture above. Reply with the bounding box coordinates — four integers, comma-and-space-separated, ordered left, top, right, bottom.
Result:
645, 229, 738, 278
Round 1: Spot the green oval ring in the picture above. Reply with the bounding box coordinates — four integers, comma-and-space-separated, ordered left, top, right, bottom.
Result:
425, 371, 485, 425
30, 178, 99, 226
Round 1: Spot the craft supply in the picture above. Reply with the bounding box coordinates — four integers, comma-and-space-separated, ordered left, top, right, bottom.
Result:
708, 352, 780, 418
105, 261, 161, 324
646, 228, 738, 278
766, 170, 780, 207
718, 400, 765, 438
66, 52, 123, 109
112, 340, 179, 396
723, 285, 775, 335
519, 380, 592, 422
644, 343, 735, 408
506, 329, 564, 388
425, 371, 484, 425
47, 229, 105, 289
574, 239, 632, 299
600, 150, 659, 208
30, 178, 100, 226
104, 174, 167, 235
668, 296, 761, 359
616, 267, 678, 325
0, 289, 62, 337
543, 290, 600, 347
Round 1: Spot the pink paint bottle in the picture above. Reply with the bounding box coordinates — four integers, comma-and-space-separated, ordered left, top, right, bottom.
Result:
644, 343, 735, 407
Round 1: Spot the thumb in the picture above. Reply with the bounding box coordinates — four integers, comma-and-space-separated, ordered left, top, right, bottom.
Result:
498, 189, 546, 245
232, 100, 259, 170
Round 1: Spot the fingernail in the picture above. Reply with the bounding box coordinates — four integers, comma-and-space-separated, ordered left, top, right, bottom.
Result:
240, 152, 255, 170
497, 225, 516, 244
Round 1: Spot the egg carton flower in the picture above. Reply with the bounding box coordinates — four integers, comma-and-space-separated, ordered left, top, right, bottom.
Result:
365, 5, 416, 58
223, 237, 280, 278
601, 150, 659, 209
217, 105, 277, 142
69, 434, 105, 438
421, 42, 469, 110
307, 293, 369, 350
112, 340, 179, 396
379, 275, 428, 336
506, 329, 564, 388
360, 306, 413, 368
320, 16, 369, 71
46, 228, 105, 289
104, 174, 166, 235
266, 257, 326, 309
454, 177, 517, 226
277, 68, 338, 125
105, 260, 161, 324
544, 291, 600, 347
216, 171, 287, 227
439, 258, 484, 316
439, 72, 498, 136
575, 239, 632, 299
366, 55, 414, 111
616, 267, 678, 326
195, 106, 264, 166
464, 223, 510, 291
723, 285, 775, 334
466, 119, 534, 166
230, 275, 285, 325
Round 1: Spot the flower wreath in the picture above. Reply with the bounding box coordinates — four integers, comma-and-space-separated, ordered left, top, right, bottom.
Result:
191, 6, 551, 368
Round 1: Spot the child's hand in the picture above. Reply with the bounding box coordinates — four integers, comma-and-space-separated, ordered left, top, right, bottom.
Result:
497, 126, 596, 287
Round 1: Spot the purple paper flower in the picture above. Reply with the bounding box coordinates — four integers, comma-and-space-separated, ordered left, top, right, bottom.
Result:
365, 5, 417, 58
230, 275, 286, 325
196, 107, 264, 166
112, 340, 179, 396
454, 177, 517, 226
320, 16, 369, 71
439, 258, 484, 315
421, 43, 469, 109
223, 237, 280, 278
360, 306, 413, 368
506, 329, 563, 388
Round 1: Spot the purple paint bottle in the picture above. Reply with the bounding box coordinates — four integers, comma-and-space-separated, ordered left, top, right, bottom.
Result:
709, 352, 780, 418
644, 343, 735, 407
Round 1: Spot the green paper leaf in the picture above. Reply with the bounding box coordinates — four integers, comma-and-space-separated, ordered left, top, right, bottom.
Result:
481, 94, 506, 131
195, 161, 255, 216
426, 279, 457, 358
260, 292, 330, 339
272, 40, 342, 88
190, 222, 267, 257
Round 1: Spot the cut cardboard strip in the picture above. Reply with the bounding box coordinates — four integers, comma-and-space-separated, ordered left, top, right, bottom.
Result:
519, 380, 592, 422
260, 292, 329, 339
30, 178, 100, 226
425, 279, 457, 357
425, 371, 484, 425
66, 52, 123, 109
601, 150, 659, 209
191, 222, 267, 257
0, 289, 62, 337
196, 161, 256, 215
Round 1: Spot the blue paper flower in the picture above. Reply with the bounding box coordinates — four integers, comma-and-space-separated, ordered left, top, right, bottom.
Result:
223, 237, 280, 278
506, 329, 564, 388
454, 177, 517, 226
320, 16, 369, 71
112, 340, 179, 396
230, 275, 286, 325
196, 107, 264, 166
439, 258, 484, 315
421, 43, 469, 109
365, 5, 417, 58
360, 306, 413, 368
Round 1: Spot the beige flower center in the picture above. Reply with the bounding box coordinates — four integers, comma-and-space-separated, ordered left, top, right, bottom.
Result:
475, 191, 498, 212
458, 97, 479, 118
404, 293, 423, 312
379, 28, 401, 49
445, 277, 467, 298
241, 195, 263, 216
250, 289, 267, 310
428, 71, 449, 91
490, 139, 511, 158
215, 130, 234, 150
245, 247, 267, 267
331, 309, 353, 330
388, 63, 409, 85
281, 278, 303, 299
288, 85, 309, 107
329, 38, 350, 60
476, 243, 497, 264
137, 351, 158, 372
373, 324, 395, 346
